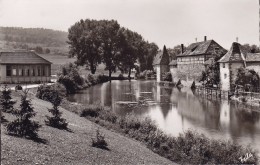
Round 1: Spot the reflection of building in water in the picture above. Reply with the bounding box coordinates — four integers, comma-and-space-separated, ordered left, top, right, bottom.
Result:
220, 100, 230, 128
156, 84, 161, 102
174, 88, 221, 130
135, 80, 140, 101
100, 82, 113, 107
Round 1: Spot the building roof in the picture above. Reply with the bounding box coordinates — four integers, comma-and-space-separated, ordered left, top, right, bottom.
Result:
177, 40, 213, 56
0, 51, 52, 64
245, 53, 260, 62
153, 49, 169, 65
218, 42, 260, 63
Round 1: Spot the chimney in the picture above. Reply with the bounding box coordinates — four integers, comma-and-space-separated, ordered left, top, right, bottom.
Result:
204, 36, 207, 41
181, 44, 184, 54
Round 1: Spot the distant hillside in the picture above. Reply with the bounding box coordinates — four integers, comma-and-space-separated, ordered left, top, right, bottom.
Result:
0, 27, 68, 47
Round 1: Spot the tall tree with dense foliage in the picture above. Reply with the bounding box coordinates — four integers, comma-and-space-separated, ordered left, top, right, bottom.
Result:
118, 28, 145, 79
98, 20, 122, 81
7, 90, 41, 139
138, 42, 159, 71
167, 45, 186, 61
243, 44, 260, 53
68, 19, 102, 74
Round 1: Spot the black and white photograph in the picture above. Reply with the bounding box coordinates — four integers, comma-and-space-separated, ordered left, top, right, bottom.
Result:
0, 0, 260, 164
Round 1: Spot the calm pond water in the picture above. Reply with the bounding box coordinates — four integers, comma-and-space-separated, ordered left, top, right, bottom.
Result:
67, 80, 260, 152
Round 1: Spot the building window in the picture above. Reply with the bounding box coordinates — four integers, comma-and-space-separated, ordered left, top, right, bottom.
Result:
22, 69, 24, 76
38, 67, 41, 76
27, 69, 30, 76
42, 66, 45, 76
223, 63, 225, 68
6, 65, 11, 76
12, 68, 17, 76
224, 73, 227, 79
32, 69, 35, 76
18, 69, 22, 76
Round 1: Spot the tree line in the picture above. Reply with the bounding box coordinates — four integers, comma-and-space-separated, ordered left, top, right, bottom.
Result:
0, 27, 68, 47
67, 19, 159, 79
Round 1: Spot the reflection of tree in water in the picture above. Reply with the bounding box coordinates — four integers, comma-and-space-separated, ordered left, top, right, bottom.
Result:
232, 102, 260, 124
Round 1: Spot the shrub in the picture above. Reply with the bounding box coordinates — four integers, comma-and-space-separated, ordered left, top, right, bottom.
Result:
78, 103, 259, 164
45, 90, 68, 129
118, 73, 124, 80
15, 85, 23, 91
80, 105, 103, 117
57, 63, 85, 94
241, 97, 247, 103
92, 129, 108, 150
137, 70, 155, 79
87, 74, 97, 85
0, 85, 16, 113
163, 72, 172, 82
97, 74, 109, 83
36, 84, 66, 103
7, 90, 41, 139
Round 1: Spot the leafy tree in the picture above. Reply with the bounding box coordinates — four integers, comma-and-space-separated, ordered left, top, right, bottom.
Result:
200, 52, 225, 87
243, 44, 260, 53
235, 67, 260, 92
144, 42, 159, 71
45, 90, 68, 129
35, 46, 43, 54
68, 19, 102, 74
118, 28, 145, 79
0, 85, 16, 113
57, 63, 85, 94
167, 45, 186, 61
98, 20, 122, 81
7, 90, 41, 139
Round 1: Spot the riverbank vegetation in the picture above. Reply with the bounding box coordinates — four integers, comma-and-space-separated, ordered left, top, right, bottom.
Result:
59, 97, 259, 164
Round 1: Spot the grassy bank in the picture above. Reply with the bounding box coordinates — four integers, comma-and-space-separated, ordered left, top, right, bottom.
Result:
60, 101, 259, 164
1, 90, 174, 165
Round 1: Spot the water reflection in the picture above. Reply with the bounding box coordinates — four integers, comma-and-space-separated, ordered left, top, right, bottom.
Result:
67, 80, 260, 152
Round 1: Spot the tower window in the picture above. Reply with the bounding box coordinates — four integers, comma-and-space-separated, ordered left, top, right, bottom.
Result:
223, 63, 225, 68
224, 73, 227, 79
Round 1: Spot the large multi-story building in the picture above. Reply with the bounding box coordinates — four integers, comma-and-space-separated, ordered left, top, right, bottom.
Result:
171, 37, 227, 82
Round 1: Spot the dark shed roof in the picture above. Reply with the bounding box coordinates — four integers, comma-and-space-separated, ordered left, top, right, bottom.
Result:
0, 51, 52, 64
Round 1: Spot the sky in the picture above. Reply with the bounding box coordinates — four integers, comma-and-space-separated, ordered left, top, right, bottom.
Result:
0, 0, 259, 49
